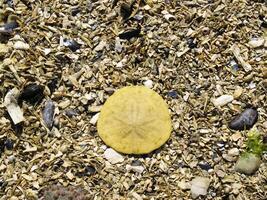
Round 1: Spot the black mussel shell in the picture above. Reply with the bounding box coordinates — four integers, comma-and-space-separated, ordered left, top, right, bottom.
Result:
229, 108, 258, 130
42, 100, 55, 130
18, 83, 44, 105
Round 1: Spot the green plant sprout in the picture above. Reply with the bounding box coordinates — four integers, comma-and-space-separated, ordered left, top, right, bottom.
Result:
243, 128, 267, 157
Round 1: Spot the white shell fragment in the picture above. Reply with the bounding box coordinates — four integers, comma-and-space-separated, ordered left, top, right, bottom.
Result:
4, 88, 24, 124
248, 38, 265, 48
162, 10, 176, 21
126, 164, 145, 173
191, 177, 210, 199
104, 148, 124, 164
231, 44, 252, 72
212, 95, 234, 107
94, 40, 106, 51
89, 113, 100, 125
13, 41, 30, 50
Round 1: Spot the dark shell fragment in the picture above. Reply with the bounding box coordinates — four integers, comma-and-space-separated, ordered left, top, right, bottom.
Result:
120, 3, 132, 20
119, 27, 141, 40
18, 83, 44, 105
4, 21, 19, 32
42, 100, 55, 130
0, 137, 6, 156
229, 108, 258, 130
187, 38, 198, 49
47, 78, 58, 94
63, 39, 81, 52
4, 139, 14, 150
6, 0, 15, 8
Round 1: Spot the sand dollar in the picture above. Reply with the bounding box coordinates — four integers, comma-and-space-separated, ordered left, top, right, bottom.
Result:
97, 86, 172, 154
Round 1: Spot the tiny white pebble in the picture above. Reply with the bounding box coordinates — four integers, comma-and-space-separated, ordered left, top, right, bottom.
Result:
144, 80, 153, 89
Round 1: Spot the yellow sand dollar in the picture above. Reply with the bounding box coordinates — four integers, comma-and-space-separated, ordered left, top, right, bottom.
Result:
97, 86, 172, 154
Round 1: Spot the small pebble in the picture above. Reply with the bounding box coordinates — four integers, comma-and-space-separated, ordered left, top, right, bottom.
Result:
104, 148, 124, 164
191, 177, 210, 199
143, 80, 153, 89
229, 108, 258, 130
233, 87, 243, 99
212, 95, 234, 107
228, 148, 240, 156
235, 153, 261, 175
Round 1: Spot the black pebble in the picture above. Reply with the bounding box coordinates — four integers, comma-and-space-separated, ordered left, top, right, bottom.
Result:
229, 108, 258, 131
4, 139, 13, 150
18, 83, 44, 105
119, 27, 141, 40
